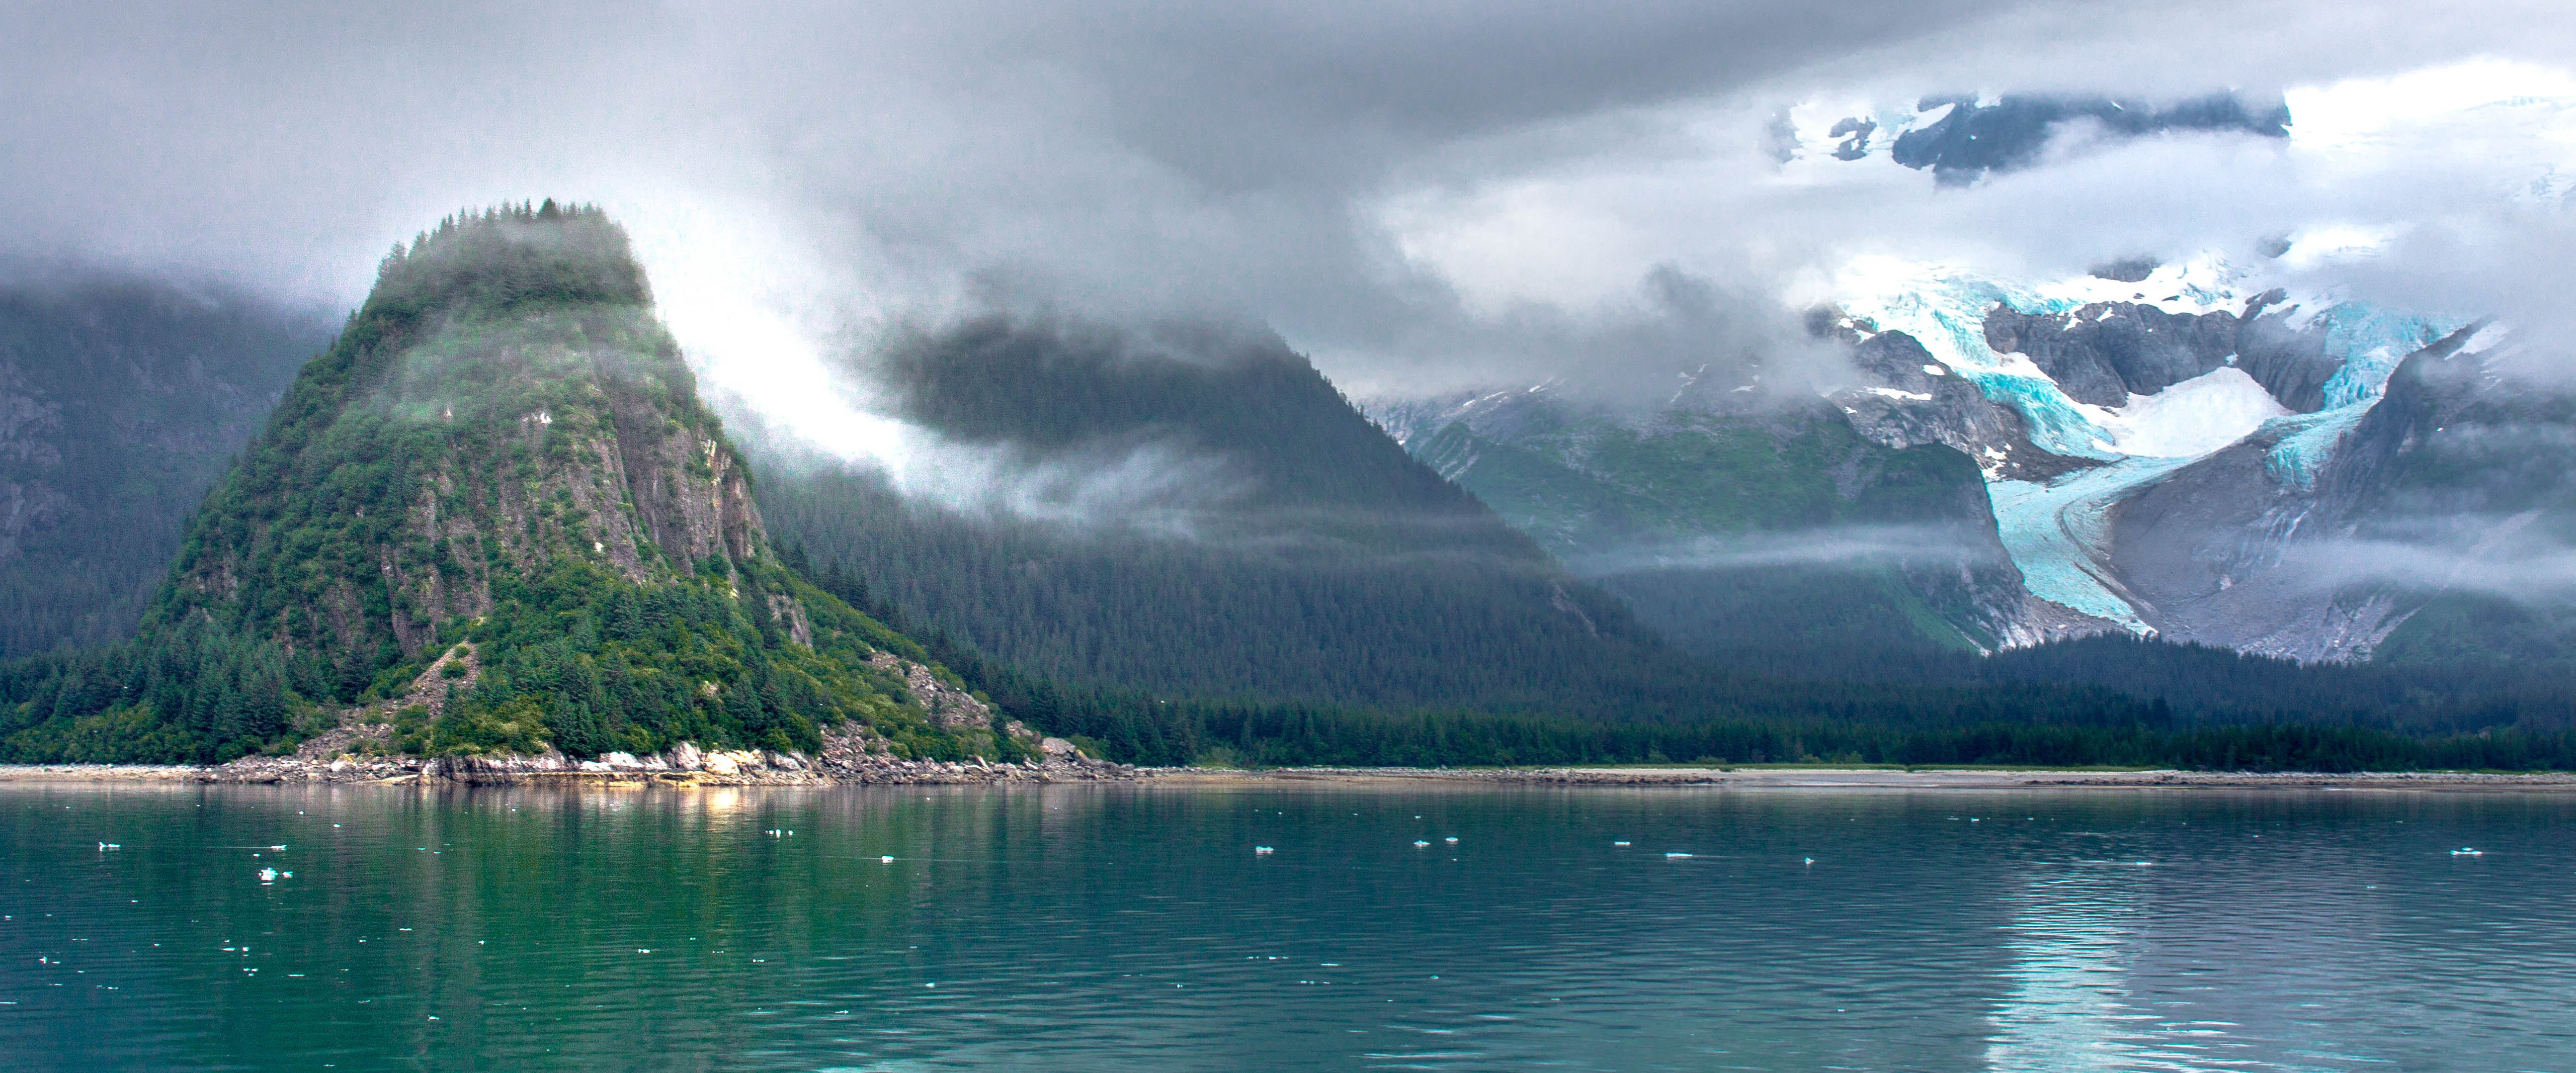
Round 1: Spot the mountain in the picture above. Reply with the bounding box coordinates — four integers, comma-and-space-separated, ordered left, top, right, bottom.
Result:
0, 204, 1000, 765
1781, 90, 2291, 183
744, 317, 1705, 713
1362, 381, 2069, 680
0, 273, 330, 658
1822, 256, 2519, 660
1367, 249, 2576, 675
2114, 321, 2575, 665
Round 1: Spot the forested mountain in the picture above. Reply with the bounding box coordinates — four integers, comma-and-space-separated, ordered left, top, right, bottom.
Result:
744, 317, 2576, 750
0, 273, 330, 657
747, 318, 1694, 711
0, 205, 997, 765
1364, 382, 2076, 681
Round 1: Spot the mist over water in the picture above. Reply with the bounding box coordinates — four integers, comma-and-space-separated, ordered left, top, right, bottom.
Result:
6, 784, 2573, 1072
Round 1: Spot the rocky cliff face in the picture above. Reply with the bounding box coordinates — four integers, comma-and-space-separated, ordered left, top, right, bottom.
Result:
159, 208, 770, 663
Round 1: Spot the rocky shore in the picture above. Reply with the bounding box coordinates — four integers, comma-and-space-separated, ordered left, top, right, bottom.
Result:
0, 724, 1143, 787
9, 760, 2572, 790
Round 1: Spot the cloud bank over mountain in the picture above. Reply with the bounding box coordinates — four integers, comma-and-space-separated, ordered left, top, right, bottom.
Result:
3, 0, 2571, 443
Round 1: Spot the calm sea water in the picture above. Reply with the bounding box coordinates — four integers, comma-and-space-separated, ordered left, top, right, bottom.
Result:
2, 782, 2572, 1072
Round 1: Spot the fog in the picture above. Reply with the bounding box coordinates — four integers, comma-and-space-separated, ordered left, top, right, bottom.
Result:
1564, 524, 2003, 577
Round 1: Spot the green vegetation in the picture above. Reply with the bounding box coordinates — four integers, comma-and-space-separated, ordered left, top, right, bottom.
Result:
801, 558, 2576, 772
0, 203, 989, 764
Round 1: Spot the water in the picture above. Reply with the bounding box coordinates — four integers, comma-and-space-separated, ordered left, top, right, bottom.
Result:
4, 783, 2573, 1072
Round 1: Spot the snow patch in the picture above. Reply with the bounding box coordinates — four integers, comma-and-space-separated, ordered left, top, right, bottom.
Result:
2097, 367, 2289, 458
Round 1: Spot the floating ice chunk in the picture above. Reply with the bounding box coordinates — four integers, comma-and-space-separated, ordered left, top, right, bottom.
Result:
1664, 852, 1693, 859
1254, 846, 1274, 854
880, 855, 896, 863
1413, 840, 1431, 847
1613, 841, 1630, 846
257, 868, 278, 883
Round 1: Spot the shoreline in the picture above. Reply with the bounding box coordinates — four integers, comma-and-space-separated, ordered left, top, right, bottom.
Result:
1148, 766, 2576, 790
6, 762, 2575, 790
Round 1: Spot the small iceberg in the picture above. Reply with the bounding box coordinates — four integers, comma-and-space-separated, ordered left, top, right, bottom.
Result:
97, 842, 120, 851
2452, 847, 2485, 856
1254, 846, 1275, 854
257, 868, 278, 883
1444, 837, 1458, 844
1413, 840, 1430, 847
1612, 841, 1630, 846
1664, 852, 1693, 859
880, 855, 896, 863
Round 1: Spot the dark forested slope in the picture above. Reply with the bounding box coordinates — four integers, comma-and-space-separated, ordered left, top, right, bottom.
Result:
749, 318, 1686, 711
0, 273, 331, 657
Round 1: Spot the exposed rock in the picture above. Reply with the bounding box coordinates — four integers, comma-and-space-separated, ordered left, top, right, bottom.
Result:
1836, 330, 2094, 483
869, 652, 995, 729
1983, 302, 2239, 407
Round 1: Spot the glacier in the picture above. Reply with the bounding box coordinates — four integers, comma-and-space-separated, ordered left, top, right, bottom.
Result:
1835, 256, 2247, 464
1834, 255, 2465, 632
1990, 458, 2202, 632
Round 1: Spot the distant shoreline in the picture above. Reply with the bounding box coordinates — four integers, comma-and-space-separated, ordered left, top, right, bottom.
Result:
5, 763, 2575, 791
1146, 766, 2576, 790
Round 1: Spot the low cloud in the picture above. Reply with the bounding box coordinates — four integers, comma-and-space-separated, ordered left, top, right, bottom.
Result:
2276, 523, 2576, 603
1566, 523, 1996, 576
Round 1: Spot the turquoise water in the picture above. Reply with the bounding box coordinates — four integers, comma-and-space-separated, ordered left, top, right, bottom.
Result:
4, 783, 2574, 1071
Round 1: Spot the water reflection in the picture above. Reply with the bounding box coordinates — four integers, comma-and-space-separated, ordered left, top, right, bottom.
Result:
1986, 860, 2151, 1070
2, 785, 2572, 1071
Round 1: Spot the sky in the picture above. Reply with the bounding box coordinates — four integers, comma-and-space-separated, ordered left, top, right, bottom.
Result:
5, 0, 2573, 444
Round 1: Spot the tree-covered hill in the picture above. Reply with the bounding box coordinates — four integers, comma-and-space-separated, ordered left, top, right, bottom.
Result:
0, 204, 998, 765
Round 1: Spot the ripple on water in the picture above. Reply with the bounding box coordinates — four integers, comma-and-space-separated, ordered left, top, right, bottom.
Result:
1, 785, 2572, 1071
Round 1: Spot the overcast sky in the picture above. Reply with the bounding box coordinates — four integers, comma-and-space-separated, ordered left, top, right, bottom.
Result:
5, 0, 2572, 433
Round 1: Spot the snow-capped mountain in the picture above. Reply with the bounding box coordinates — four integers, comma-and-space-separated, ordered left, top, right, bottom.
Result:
1368, 76, 2576, 669
1370, 249, 2550, 667
1823, 252, 2490, 657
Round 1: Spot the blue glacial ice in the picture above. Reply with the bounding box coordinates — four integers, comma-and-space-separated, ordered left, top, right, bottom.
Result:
1988, 457, 2202, 632
1839, 259, 2463, 628
2257, 303, 2462, 490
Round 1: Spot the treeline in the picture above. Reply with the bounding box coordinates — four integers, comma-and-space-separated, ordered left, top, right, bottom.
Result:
798, 551, 2576, 772
0, 621, 311, 763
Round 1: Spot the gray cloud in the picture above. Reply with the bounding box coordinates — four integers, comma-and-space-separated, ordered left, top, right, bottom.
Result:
4, 0, 2569, 415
